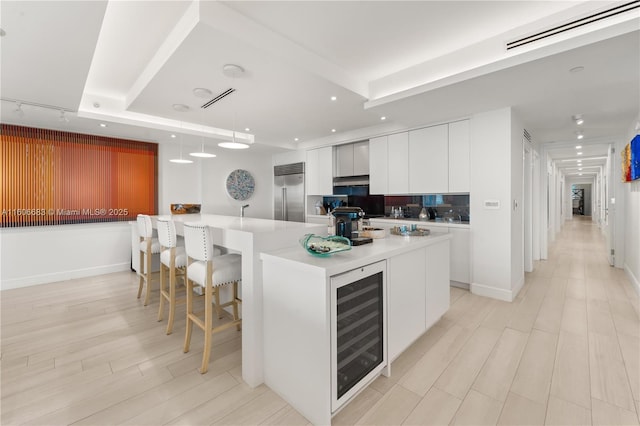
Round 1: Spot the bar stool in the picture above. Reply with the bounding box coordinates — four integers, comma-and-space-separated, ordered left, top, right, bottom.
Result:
137, 214, 161, 306
183, 222, 242, 374
156, 217, 187, 334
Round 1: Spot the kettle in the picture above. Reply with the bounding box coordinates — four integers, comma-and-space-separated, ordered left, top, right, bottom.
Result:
427, 207, 436, 220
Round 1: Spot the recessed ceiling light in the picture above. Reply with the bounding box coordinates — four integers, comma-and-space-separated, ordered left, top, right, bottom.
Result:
294, 138, 299, 142
100, 123, 107, 128
579, 168, 583, 171
222, 64, 245, 78
579, 173, 583, 176
331, 129, 336, 133
172, 104, 190, 112
381, 116, 386, 121
577, 134, 584, 140
575, 145, 582, 149
569, 66, 585, 73
245, 127, 250, 132
330, 96, 337, 101
192, 88, 212, 98
577, 152, 583, 155
171, 134, 176, 138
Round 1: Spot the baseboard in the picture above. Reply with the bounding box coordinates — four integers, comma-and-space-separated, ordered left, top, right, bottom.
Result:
470, 282, 515, 302
450, 280, 470, 290
1, 262, 131, 290
511, 275, 525, 300
624, 263, 640, 297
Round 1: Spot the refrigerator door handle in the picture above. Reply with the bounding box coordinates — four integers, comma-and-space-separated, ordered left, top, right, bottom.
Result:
282, 187, 287, 221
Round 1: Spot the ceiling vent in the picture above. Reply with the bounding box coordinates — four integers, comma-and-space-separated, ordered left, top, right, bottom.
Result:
524, 129, 532, 142
506, 1, 639, 50
200, 88, 235, 109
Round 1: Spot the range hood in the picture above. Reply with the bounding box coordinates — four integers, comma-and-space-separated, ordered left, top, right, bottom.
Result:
333, 175, 370, 186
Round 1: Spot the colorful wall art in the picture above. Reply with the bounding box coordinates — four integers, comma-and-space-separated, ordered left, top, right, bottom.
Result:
622, 134, 640, 182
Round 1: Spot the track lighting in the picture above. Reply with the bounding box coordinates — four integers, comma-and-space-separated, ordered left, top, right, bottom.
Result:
59, 109, 69, 122
14, 102, 24, 117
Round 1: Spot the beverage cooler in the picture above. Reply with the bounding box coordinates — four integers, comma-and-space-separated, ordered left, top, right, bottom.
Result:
330, 260, 387, 411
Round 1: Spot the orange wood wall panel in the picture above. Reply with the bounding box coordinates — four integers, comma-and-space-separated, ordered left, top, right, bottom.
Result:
1, 124, 158, 227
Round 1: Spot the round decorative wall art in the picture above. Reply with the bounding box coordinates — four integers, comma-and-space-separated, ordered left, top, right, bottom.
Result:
225, 169, 255, 201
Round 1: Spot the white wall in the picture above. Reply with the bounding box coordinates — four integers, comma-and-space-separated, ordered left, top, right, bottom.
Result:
0, 143, 278, 290
200, 149, 274, 219
510, 112, 524, 295
623, 117, 640, 294
470, 107, 521, 301
1, 222, 132, 289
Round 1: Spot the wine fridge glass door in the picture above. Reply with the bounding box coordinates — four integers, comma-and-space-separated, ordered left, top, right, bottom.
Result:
330, 260, 387, 412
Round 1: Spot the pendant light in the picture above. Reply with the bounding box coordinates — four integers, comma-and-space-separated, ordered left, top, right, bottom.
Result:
190, 142, 217, 158
190, 110, 216, 158
170, 125, 193, 164
218, 64, 251, 150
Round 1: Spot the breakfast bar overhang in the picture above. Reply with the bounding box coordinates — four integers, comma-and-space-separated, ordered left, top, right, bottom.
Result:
151, 214, 325, 387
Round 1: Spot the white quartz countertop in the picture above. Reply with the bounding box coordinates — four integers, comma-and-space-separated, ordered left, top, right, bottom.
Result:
162, 214, 324, 234
260, 232, 452, 277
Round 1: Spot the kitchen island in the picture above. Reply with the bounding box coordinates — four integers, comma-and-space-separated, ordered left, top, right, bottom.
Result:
260, 232, 452, 425
150, 214, 325, 387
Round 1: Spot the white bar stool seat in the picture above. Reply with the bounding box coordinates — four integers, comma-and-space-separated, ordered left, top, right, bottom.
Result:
183, 222, 242, 374
137, 214, 161, 306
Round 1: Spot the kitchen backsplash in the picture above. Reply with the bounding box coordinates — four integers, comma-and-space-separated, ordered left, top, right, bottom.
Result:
322, 193, 470, 221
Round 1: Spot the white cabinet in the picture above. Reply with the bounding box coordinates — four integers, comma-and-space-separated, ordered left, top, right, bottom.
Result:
425, 240, 451, 329
335, 141, 369, 177
409, 124, 449, 194
369, 136, 388, 194
306, 147, 333, 195
387, 239, 451, 361
449, 227, 470, 284
448, 120, 470, 193
387, 248, 426, 361
353, 141, 369, 175
387, 132, 409, 194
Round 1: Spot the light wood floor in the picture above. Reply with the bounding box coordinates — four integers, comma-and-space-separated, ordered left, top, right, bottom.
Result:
2, 216, 639, 425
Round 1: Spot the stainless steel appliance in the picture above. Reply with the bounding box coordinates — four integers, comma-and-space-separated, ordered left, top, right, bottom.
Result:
274, 162, 305, 222
331, 260, 387, 411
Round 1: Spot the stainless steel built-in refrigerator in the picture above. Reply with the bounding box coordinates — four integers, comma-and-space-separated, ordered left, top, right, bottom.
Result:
274, 162, 305, 222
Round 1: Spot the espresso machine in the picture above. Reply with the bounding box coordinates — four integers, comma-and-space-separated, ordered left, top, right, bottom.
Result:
332, 207, 373, 245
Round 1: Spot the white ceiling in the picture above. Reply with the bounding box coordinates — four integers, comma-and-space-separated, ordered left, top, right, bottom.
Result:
1, 0, 638, 168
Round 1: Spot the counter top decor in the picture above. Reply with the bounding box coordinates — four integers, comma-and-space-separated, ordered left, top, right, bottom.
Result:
299, 233, 351, 257
390, 225, 431, 236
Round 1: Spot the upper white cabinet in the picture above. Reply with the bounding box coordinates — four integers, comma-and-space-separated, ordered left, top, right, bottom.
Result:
409, 124, 449, 194
369, 136, 388, 194
387, 132, 409, 194
448, 120, 470, 193
306, 147, 333, 195
335, 141, 369, 177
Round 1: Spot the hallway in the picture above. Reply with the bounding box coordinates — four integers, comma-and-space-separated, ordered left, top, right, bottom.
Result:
1, 217, 639, 425
333, 216, 640, 425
